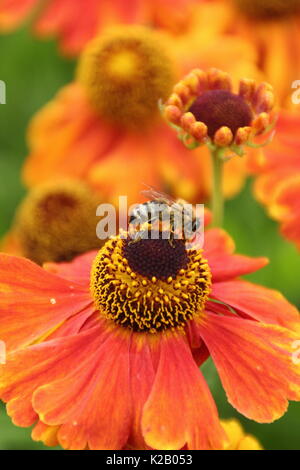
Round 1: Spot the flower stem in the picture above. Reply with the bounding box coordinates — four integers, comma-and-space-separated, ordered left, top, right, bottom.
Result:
210, 147, 224, 227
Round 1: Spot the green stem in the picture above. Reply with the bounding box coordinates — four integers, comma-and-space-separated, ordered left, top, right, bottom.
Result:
210, 147, 224, 227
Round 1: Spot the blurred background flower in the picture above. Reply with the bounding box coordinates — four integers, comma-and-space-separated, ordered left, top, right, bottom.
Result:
21, 24, 265, 207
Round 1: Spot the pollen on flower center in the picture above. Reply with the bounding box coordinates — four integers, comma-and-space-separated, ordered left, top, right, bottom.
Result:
77, 26, 174, 128
90, 235, 211, 333
106, 50, 139, 80
15, 180, 102, 264
188, 90, 253, 139
234, 0, 300, 19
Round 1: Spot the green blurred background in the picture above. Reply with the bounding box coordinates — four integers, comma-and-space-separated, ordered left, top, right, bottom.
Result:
0, 26, 299, 450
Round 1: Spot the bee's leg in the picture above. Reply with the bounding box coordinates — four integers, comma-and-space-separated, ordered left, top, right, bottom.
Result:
128, 227, 149, 245
128, 235, 142, 245
168, 238, 175, 248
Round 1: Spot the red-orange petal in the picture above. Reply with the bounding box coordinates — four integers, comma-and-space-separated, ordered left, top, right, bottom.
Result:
46, 305, 98, 340
127, 335, 156, 450
0, 325, 102, 425
208, 253, 268, 282
0, 0, 36, 30
35, 0, 145, 55
141, 332, 226, 450
0, 254, 91, 351
32, 325, 132, 450
211, 280, 300, 330
43, 250, 97, 284
34, 0, 100, 56
0, 322, 133, 451
0, 0, 146, 55
203, 228, 235, 258
270, 175, 300, 249
281, 217, 300, 251
22, 84, 119, 188
198, 312, 300, 422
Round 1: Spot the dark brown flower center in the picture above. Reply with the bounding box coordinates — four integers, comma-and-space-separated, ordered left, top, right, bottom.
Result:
188, 90, 253, 138
122, 236, 188, 280
90, 236, 211, 333
234, 0, 300, 20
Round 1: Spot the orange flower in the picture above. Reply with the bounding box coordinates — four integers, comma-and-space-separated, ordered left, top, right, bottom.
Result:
0, 0, 146, 55
197, 0, 300, 106
163, 67, 275, 153
22, 26, 263, 206
198, 1, 300, 248
0, 225, 299, 449
248, 110, 300, 250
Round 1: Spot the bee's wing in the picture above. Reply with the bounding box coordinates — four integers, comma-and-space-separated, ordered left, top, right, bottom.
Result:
141, 184, 197, 226
141, 184, 175, 204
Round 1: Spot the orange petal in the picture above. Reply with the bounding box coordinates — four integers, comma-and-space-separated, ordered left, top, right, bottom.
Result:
0, 254, 91, 351
23, 83, 119, 188
211, 280, 300, 330
46, 306, 98, 340
32, 420, 59, 447
204, 228, 235, 257
127, 335, 156, 450
198, 312, 300, 422
204, 229, 268, 282
0, 325, 103, 427
34, 0, 100, 56
32, 325, 132, 450
208, 253, 268, 282
254, 169, 293, 207
269, 176, 300, 243
0, 0, 146, 55
142, 332, 226, 450
272, 175, 300, 215
34, 0, 145, 55
0, 0, 36, 30
44, 250, 97, 284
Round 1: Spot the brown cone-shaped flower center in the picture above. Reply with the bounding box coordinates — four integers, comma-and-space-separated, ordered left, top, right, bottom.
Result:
90, 236, 211, 333
188, 90, 253, 138
15, 180, 102, 264
234, 0, 300, 19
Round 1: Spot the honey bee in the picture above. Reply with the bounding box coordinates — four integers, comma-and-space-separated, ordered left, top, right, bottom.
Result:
128, 186, 202, 248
